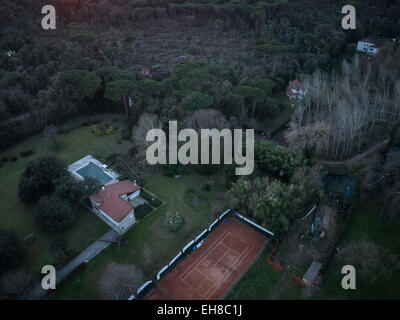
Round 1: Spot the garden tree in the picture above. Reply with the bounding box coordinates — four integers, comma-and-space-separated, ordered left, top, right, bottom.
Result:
57, 69, 101, 101
36, 194, 74, 234
175, 60, 210, 91
54, 175, 101, 206
232, 85, 264, 121
229, 167, 320, 235
163, 211, 184, 233
18, 154, 68, 204
99, 263, 144, 300
139, 78, 163, 99
183, 108, 229, 131
105, 79, 136, 120
50, 238, 75, 268
285, 121, 329, 160
182, 108, 229, 176
336, 240, 381, 285
0, 230, 24, 275
131, 113, 162, 167
250, 78, 277, 96
0, 269, 34, 300
180, 91, 214, 112
224, 164, 238, 189
254, 141, 305, 180
70, 57, 102, 72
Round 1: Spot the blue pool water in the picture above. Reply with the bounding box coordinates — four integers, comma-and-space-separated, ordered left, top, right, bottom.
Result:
76, 162, 113, 185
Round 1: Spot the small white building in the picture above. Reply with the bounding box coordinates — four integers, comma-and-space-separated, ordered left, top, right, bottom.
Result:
286, 80, 307, 100
89, 180, 141, 234
356, 38, 385, 55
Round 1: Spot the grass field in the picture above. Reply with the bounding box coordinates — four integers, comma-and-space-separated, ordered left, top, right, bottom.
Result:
0, 114, 130, 278
318, 202, 400, 300
52, 172, 228, 299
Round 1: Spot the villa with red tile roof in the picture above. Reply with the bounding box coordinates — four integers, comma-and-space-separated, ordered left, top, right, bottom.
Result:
286, 79, 307, 100
89, 180, 141, 234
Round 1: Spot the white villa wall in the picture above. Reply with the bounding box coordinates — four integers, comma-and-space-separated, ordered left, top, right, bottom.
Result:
121, 190, 140, 201
90, 200, 136, 234
357, 41, 380, 55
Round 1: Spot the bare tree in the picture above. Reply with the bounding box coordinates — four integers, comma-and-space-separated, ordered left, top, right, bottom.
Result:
289, 55, 400, 159
0, 269, 35, 300
131, 113, 162, 167
183, 108, 229, 130
336, 240, 380, 284
98, 263, 144, 300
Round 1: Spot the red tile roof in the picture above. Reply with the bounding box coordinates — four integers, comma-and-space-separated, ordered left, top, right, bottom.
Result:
89, 180, 141, 223
360, 38, 385, 48
288, 79, 304, 90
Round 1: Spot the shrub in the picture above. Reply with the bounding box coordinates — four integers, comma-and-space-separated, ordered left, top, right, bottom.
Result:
10, 156, 18, 162
163, 164, 180, 177
255, 141, 304, 180
201, 182, 211, 191
135, 203, 152, 220
36, 195, 74, 234
163, 211, 184, 233
18, 154, 68, 204
141, 190, 161, 207
105, 126, 114, 135
92, 124, 102, 136
120, 129, 131, 140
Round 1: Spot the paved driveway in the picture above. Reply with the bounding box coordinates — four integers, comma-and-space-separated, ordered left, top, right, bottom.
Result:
28, 229, 120, 300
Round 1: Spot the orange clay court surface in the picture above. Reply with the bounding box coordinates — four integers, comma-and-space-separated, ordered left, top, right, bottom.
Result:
144, 217, 267, 300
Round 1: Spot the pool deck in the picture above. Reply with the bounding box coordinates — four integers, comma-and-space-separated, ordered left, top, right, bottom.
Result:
67, 155, 120, 185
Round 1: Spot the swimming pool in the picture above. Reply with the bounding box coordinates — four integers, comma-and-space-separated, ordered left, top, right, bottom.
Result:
75, 162, 113, 185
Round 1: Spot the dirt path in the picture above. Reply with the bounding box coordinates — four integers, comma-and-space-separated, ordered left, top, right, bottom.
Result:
313, 138, 389, 175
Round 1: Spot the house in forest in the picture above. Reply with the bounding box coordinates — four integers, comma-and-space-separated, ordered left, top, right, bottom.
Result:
356, 38, 385, 55
89, 180, 142, 234
286, 80, 307, 100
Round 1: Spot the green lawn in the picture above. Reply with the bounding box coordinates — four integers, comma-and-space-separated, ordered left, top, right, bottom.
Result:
0, 114, 130, 278
318, 202, 400, 300
226, 249, 304, 300
52, 172, 228, 299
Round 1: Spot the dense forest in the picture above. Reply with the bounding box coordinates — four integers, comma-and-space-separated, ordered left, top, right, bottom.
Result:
1, 0, 400, 151
0, 0, 400, 301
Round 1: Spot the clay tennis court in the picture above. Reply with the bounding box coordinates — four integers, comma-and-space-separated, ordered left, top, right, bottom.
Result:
144, 217, 267, 300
